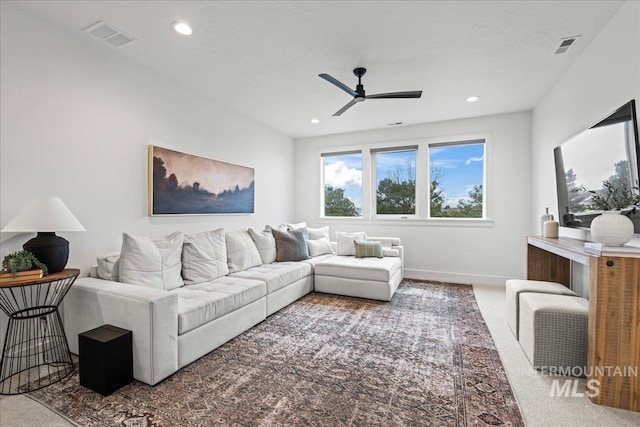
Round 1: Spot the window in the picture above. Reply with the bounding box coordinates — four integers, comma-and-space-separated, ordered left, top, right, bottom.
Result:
319, 138, 487, 221
429, 141, 485, 218
374, 148, 416, 215
322, 152, 362, 217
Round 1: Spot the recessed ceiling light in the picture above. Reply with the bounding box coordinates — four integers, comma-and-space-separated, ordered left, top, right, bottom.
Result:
173, 22, 192, 36
310, 118, 320, 124
466, 96, 479, 103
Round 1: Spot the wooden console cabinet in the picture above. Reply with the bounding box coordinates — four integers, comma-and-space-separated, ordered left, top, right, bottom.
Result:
527, 236, 639, 412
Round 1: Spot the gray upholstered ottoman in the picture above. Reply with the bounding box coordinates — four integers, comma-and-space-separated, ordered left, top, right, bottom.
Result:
505, 279, 576, 339
518, 293, 588, 374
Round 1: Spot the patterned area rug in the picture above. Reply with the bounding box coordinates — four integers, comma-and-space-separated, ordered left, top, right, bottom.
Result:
28, 281, 523, 426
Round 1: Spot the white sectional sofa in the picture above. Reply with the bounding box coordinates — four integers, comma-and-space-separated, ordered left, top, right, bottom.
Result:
63, 226, 403, 386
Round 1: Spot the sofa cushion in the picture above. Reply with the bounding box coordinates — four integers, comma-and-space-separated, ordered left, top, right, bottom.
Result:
336, 231, 367, 256
382, 248, 400, 257
265, 224, 288, 233
272, 228, 310, 262
230, 262, 312, 293
315, 256, 402, 282
367, 237, 401, 248
172, 277, 266, 335
284, 221, 306, 230
307, 226, 330, 240
182, 229, 229, 284
225, 230, 263, 273
307, 237, 334, 257
119, 231, 184, 291
96, 252, 121, 281
354, 240, 383, 258
248, 228, 277, 264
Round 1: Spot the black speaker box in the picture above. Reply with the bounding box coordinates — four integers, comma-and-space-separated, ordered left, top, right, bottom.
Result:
79, 324, 133, 396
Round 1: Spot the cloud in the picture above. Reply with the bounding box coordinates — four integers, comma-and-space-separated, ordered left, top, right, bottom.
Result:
324, 161, 362, 187
465, 156, 484, 166
430, 159, 458, 169
445, 195, 468, 206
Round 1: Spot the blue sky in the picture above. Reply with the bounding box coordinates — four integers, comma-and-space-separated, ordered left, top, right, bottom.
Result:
323, 143, 484, 211
430, 143, 484, 206
375, 150, 416, 185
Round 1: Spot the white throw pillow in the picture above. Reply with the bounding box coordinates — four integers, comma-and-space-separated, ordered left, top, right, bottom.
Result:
248, 228, 277, 264
182, 229, 229, 285
225, 230, 263, 273
335, 231, 367, 256
119, 231, 184, 291
307, 237, 334, 257
307, 226, 330, 241
96, 252, 121, 282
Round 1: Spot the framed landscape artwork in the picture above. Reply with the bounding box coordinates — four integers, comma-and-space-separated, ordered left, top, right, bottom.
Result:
148, 145, 255, 215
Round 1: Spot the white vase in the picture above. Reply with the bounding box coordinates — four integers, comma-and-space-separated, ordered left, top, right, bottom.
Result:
590, 211, 634, 246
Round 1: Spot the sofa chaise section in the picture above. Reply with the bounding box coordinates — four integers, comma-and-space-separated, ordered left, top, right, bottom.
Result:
314, 255, 403, 301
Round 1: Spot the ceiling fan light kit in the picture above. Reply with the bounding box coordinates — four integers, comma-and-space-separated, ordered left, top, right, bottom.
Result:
319, 68, 422, 116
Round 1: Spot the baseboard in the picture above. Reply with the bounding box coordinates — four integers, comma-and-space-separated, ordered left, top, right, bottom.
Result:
403, 269, 511, 286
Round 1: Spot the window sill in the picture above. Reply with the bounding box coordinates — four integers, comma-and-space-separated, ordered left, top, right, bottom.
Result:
316, 217, 495, 228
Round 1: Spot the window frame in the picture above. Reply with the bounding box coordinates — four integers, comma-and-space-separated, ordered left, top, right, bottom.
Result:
318, 134, 491, 224
320, 150, 363, 218
372, 146, 419, 219
426, 139, 487, 220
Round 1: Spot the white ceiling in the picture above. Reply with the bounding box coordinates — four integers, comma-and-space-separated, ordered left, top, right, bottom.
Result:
15, 1, 624, 139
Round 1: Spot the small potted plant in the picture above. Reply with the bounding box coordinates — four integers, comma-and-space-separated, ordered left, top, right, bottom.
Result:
588, 180, 640, 246
2, 250, 49, 278
588, 181, 640, 211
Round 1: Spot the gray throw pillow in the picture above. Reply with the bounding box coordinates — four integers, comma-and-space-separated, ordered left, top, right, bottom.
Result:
272, 228, 311, 262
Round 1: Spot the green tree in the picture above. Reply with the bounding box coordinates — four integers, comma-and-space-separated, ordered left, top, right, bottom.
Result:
430, 167, 445, 217
565, 168, 589, 212
589, 160, 640, 210
376, 179, 415, 214
456, 185, 483, 218
376, 161, 416, 214
325, 186, 358, 216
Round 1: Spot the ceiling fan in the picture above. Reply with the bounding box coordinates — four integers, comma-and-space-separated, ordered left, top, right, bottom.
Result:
319, 67, 422, 116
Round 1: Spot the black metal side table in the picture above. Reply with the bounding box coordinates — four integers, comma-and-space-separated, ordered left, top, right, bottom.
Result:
0, 268, 79, 394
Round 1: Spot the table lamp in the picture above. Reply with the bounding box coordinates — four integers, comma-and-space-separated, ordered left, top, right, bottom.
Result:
1, 197, 85, 273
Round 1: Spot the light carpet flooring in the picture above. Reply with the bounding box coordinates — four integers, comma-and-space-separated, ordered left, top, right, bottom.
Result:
1, 283, 639, 426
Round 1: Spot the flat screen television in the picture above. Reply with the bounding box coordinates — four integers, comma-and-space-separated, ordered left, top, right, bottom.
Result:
554, 100, 640, 236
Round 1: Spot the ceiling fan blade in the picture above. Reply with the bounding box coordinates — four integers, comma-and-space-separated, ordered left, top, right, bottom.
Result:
319, 73, 358, 97
366, 91, 423, 99
333, 99, 359, 116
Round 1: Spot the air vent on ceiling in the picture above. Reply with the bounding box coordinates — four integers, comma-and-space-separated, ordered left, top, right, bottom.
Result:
554, 35, 581, 55
387, 122, 403, 126
82, 21, 135, 47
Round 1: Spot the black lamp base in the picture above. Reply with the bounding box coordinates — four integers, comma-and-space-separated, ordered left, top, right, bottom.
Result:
23, 232, 69, 273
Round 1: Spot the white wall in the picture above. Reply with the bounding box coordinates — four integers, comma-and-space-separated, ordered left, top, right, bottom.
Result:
294, 112, 532, 284
532, 1, 640, 295
0, 3, 295, 272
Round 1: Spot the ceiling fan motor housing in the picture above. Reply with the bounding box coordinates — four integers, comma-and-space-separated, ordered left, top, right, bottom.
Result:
354, 68, 366, 97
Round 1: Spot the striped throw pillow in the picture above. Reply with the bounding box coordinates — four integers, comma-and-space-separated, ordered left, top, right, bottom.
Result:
354, 240, 384, 258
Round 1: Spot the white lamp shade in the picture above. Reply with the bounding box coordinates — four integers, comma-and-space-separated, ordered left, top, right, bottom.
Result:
1, 197, 85, 232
